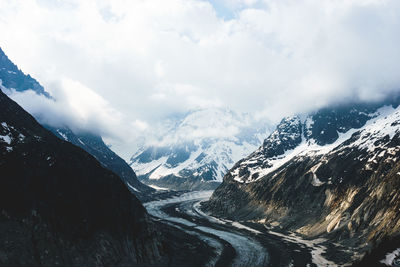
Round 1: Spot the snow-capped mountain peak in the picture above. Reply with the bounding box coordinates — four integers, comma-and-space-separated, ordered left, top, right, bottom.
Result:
229, 101, 399, 184
130, 107, 272, 190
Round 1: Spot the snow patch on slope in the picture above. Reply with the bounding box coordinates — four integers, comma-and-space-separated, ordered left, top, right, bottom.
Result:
56, 129, 69, 141
134, 156, 169, 177
381, 248, 400, 266
0, 134, 12, 145
127, 182, 141, 193
349, 105, 400, 152
233, 105, 399, 184
267, 230, 335, 266
149, 148, 203, 179
1, 122, 12, 145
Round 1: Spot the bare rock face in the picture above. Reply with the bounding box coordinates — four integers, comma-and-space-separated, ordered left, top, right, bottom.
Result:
0, 90, 164, 266
205, 98, 400, 263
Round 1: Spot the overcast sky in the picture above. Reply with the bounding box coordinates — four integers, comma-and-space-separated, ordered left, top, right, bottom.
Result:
1, 0, 400, 157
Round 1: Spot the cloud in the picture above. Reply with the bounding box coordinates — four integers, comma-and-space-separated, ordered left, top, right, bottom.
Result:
0, 0, 400, 155
3, 77, 145, 143
136, 107, 268, 148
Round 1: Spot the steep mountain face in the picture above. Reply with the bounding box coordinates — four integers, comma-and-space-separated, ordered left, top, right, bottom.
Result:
0, 90, 163, 266
0, 47, 152, 198
0, 48, 49, 97
47, 126, 153, 197
130, 108, 270, 190
205, 98, 400, 263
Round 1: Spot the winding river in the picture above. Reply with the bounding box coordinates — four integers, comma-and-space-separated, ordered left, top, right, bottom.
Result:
144, 191, 325, 267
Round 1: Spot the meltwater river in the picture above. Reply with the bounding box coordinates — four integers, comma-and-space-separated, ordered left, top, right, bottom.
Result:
144, 190, 328, 267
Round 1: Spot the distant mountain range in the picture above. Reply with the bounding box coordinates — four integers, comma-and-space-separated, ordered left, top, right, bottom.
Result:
205, 96, 400, 265
130, 108, 271, 190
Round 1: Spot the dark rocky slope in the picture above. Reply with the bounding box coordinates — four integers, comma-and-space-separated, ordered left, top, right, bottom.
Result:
0, 89, 163, 266
0, 47, 153, 199
205, 99, 400, 264
47, 126, 154, 199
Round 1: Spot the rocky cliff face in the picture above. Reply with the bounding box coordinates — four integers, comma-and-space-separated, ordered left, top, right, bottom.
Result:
0, 90, 165, 266
205, 98, 400, 263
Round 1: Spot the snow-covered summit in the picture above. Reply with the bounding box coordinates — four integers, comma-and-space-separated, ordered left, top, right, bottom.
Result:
230, 100, 400, 184
130, 107, 272, 190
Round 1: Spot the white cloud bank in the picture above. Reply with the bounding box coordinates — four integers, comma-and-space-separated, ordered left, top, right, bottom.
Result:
2, 78, 146, 140
0, 0, 400, 157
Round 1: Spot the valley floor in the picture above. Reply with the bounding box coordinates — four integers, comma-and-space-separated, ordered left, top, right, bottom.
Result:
144, 191, 335, 267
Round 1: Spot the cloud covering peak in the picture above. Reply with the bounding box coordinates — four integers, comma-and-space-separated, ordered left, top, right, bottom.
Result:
0, 0, 400, 155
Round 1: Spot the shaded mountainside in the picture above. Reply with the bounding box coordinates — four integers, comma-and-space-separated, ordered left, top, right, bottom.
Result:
131, 108, 270, 190
0, 47, 153, 199
0, 54, 218, 267
0, 90, 164, 266
47, 126, 154, 198
205, 98, 400, 264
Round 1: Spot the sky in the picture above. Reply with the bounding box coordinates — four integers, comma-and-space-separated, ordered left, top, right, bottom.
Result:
1, 0, 400, 158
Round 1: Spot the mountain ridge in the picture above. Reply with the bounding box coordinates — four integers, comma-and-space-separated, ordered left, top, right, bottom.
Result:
205, 97, 400, 264
0, 48, 49, 97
